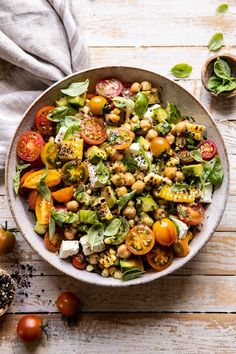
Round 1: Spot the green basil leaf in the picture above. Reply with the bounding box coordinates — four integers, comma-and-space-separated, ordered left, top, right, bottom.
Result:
63, 125, 81, 141
87, 223, 104, 250
37, 167, 51, 202
170, 63, 192, 78
118, 190, 136, 213
208, 32, 224, 52
166, 102, 182, 124
64, 116, 81, 127
95, 160, 110, 185
216, 3, 228, 13
13, 164, 31, 194
216, 80, 236, 94
214, 58, 231, 80
201, 156, 224, 186
61, 79, 89, 97
78, 210, 99, 224
104, 218, 122, 237
49, 216, 56, 241
47, 106, 77, 122
104, 217, 130, 245
190, 150, 205, 163
122, 268, 145, 281
50, 209, 79, 225
134, 92, 149, 118
208, 76, 223, 92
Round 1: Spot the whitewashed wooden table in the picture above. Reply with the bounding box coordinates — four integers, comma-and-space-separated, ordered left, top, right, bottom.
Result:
1, 1, 236, 352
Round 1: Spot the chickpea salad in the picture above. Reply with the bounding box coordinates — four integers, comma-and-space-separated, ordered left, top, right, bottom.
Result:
14, 77, 224, 281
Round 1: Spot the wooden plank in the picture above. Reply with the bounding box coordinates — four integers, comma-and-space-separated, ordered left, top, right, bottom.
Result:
1, 313, 236, 354
75, 0, 236, 46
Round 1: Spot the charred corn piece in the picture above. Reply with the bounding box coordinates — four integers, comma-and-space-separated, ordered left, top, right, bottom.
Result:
58, 136, 83, 160
144, 173, 172, 186
99, 248, 117, 268
186, 123, 205, 140
159, 185, 195, 203
93, 197, 113, 221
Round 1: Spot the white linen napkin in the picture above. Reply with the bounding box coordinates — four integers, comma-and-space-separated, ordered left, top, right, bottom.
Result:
0, 0, 89, 169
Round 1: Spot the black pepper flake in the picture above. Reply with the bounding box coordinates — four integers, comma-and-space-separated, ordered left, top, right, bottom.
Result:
0, 271, 16, 310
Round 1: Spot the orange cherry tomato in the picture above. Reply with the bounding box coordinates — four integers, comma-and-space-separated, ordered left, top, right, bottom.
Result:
44, 231, 62, 252
150, 137, 170, 157
28, 190, 38, 210
52, 187, 74, 203
147, 246, 174, 271
89, 96, 108, 115
109, 128, 135, 150
152, 218, 177, 246
35, 106, 55, 135
41, 141, 59, 169
35, 194, 53, 224
126, 224, 155, 255
173, 239, 189, 257
22, 169, 61, 189
20, 170, 36, 186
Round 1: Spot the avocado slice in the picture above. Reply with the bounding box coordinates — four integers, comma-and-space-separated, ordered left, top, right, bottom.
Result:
139, 196, 158, 212
120, 257, 144, 271
78, 210, 99, 224
137, 136, 150, 151
101, 186, 117, 209
152, 107, 168, 122
56, 96, 69, 107
87, 146, 107, 165
34, 221, 48, 235
182, 164, 203, 177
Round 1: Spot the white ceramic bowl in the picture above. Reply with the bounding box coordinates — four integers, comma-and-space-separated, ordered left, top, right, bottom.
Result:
6, 66, 229, 286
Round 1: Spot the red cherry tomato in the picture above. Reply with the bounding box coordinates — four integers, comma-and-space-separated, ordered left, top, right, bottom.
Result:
35, 106, 55, 135
17, 131, 44, 162
72, 253, 87, 270
198, 140, 217, 160
55, 292, 80, 316
81, 117, 107, 145
17, 315, 43, 342
177, 204, 205, 226
96, 78, 123, 100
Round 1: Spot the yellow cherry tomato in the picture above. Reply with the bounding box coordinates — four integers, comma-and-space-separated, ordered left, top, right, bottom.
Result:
89, 96, 107, 115
41, 141, 58, 169
150, 137, 170, 157
152, 218, 177, 246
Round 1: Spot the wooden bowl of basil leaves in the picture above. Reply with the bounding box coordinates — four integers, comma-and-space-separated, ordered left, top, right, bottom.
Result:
201, 54, 236, 98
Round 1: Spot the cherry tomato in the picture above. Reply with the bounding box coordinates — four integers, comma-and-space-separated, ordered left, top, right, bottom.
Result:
198, 140, 217, 160
55, 291, 79, 316
72, 253, 87, 270
22, 169, 62, 189
44, 231, 62, 252
17, 315, 43, 342
0, 228, 16, 256
62, 161, 88, 185
122, 83, 134, 98
177, 150, 194, 164
150, 137, 170, 157
173, 239, 189, 257
28, 190, 38, 210
147, 246, 174, 271
81, 117, 107, 145
152, 218, 177, 246
41, 141, 59, 169
89, 96, 108, 115
108, 127, 135, 150
177, 204, 205, 226
35, 194, 53, 224
126, 224, 155, 255
20, 170, 36, 186
35, 106, 55, 135
96, 78, 123, 100
17, 131, 45, 162
52, 186, 74, 203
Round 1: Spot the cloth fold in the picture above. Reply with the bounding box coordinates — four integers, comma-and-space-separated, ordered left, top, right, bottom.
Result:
0, 0, 89, 169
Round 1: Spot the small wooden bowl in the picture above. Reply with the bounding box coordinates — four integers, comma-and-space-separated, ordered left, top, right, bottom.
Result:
201, 53, 236, 98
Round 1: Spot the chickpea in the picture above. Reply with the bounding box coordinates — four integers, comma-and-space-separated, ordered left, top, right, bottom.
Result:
146, 129, 158, 140
127, 200, 135, 207
110, 152, 124, 162
166, 133, 175, 145
105, 113, 120, 124
131, 115, 139, 123
136, 172, 145, 181
140, 213, 154, 227
130, 82, 141, 93
141, 81, 152, 91
106, 145, 117, 156
101, 268, 109, 277
175, 171, 185, 182
66, 200, 79, 212
111, 173, 125, 186
140, 119, 152, 132
131, 180, 145, 193
172, 121, 187, 136
175, 136, 186, 148
123, 206, 136, 219
124, 172, 135, 186
163, 167, 177, 179
112, 161, 127, 173
153, 208, 166, 220
64, 227, 77, 240
117, 244, 131, 259
116, 186, 128, 197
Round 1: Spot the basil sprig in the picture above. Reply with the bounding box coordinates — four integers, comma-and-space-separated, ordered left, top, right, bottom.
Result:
61, 79, 89, 97
208, 33, 224, 52
47, 106, 77, 122
170, 63, 192, 78
134, 92, 149, 118
13, 164, 31, 194
37, 168, 51, 201
208, 58, 236, 94
201, 156, 224, 186
87, 223, 104, 251
118, 190, 136, 213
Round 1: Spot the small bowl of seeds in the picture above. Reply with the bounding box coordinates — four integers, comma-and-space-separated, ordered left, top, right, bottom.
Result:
201, 53, 236, 98
0, 269, 16, 316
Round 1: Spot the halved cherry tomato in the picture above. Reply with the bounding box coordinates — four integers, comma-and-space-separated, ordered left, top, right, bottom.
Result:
96, 78, 123, 100
177, 204, 205, 226
20, 170, 36, 186
81, 117, 107, 145
173, 239, 189, 257
62, 161, 88, 185
17, 131, 45, 162
198, 140, 217, 160
52, 187, 74, 203
35, 106, 55, 135
108, 127, 135, 150
150, 137, 170, 157
147, 246, 174, 271
22, 169, 61, 189
35, 194, 53, 224
177, 150, 194, 164
28, 190, 38, 210
89, 96, 108, 115
41, 141, 59, 168
126, 224, 155, 255
122, 82, 133, 98
152, 218, 177, 246
44, 231, 62, 252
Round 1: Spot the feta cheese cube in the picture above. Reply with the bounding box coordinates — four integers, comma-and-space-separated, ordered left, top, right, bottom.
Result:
200, 183, 213, 203
80, 235, 105, 256
59, 240, 80, 259
87, 163, 106, 188
125, 143, 140, 156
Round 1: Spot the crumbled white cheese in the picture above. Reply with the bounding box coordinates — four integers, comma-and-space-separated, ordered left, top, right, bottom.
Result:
80, 235, 105, 256
170, 216, 189, 239
125, 143, 140, 156
59, 240, 80, 259
200, 183, 213, 203
87, 163, 106, 188
144, 104, 161, 120
54, 126, 67, 143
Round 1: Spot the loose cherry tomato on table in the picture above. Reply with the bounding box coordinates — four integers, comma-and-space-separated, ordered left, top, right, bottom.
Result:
35, 106, 55, 135
108, 127, 135, 150
147, 246, 174, 271
55, 291, 80, 316
177, 150, 194, 164
17, 315, 44, 342
62, 161, 88, 185
89, 95, 108, 115
52, 186, 74, 203
152, 218, 177, 246
81, 117, 107, 145
198, 140, 217, 160
96, 78, 123, 100
44, 231, 62, 252
177, 204, 205, 226
72, 253, 87, 270
150, 137, 170, 157
28, 190, 38, 210
125, 224, 155, 255
17, 131, 45, 162
41, 141, 59, 169
35, 194, 53, 224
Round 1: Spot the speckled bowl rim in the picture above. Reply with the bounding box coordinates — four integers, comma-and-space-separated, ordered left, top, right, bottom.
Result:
5, 66, 230, 287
